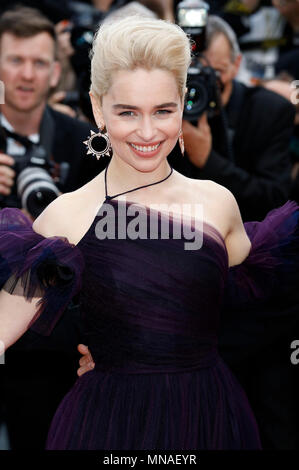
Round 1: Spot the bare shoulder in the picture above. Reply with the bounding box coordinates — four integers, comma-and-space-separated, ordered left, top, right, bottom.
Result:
190, 179, 238, 223
33, 172, 105, 243
194, 178, 234, 204
203, 180, 240, 219
174, 172, 231, 201
190, 179, 252, 267
32, 191, 79, 239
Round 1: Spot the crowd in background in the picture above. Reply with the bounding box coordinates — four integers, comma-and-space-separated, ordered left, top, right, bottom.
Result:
0, 0, 298, 451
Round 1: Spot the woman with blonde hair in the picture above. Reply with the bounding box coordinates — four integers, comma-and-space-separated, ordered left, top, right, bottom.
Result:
0, 16, 298, 449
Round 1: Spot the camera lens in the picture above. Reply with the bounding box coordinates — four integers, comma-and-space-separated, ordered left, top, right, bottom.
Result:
184, 80, 208, 120
17, 167, 60, 218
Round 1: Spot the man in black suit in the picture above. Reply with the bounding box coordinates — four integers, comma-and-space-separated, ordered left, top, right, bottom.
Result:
175, 15, 297, 449
0, 6, 104, 449
177, 15, 294, 223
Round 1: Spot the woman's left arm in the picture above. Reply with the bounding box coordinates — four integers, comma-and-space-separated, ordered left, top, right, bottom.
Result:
221, 187, 252, 267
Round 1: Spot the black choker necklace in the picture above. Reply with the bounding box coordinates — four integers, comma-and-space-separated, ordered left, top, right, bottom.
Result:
104, 162, 173, 202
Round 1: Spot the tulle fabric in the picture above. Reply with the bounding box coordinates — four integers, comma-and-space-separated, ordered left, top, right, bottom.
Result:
224, 200, 299, 306
220, 199, 299, 363
0, 208, 84, 334
46, 358, 260, 450
0, 199, 298, 450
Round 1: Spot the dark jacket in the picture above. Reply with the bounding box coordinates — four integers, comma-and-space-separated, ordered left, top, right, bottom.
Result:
171, 81, 295, 222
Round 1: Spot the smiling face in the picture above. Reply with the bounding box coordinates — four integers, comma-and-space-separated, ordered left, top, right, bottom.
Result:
0, 32, 60, 114
91, 68, 183, 173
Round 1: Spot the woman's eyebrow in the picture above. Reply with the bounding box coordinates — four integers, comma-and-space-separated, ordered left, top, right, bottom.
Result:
112, 102, 178, 110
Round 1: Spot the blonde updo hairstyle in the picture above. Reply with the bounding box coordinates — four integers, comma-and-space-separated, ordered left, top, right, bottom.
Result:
90, 16, 192, 105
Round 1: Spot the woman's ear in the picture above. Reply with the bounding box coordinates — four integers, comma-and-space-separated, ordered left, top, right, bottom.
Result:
89, 92, 104, 128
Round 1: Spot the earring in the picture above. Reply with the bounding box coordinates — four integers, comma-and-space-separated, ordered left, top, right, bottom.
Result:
83, 127, 112, 159
178, 129, 184, 156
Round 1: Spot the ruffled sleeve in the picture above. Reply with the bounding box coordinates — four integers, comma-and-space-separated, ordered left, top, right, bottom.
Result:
225, 200, 299, 304
219, 200, 299, 363
0, 207, 85, 336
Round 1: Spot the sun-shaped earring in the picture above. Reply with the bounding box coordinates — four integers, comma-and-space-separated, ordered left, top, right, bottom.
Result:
83, 127, 112, 159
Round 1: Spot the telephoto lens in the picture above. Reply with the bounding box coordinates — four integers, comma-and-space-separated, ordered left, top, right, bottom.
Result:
17, 166, 60, 219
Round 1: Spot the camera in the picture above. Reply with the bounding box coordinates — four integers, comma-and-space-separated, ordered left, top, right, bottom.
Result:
177, 0, 209, 52
15, 145, 62, 219
183, 62, 222, 121
177, 0, 223, 121
11, 144, 61, 219
0, 126, 66, 219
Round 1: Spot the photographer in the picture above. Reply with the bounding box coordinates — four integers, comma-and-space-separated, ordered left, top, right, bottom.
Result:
0, 8, 104, 215
172, 6, 298, 449
180, 14, 295, 222
0, 6, 105, 450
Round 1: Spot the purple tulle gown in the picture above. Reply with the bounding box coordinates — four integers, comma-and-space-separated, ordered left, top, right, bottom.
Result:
0, 198, 299, 450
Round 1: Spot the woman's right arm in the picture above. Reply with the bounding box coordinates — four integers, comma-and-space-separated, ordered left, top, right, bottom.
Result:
0, 290, 42, 351
0, 193, 74, 351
